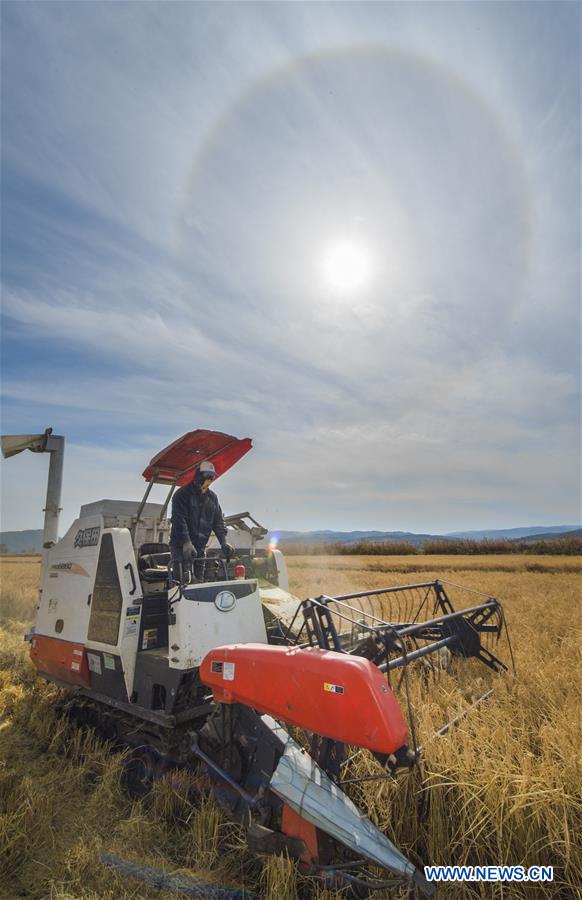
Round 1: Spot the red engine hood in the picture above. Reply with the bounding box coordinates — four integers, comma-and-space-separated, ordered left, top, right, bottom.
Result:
142, 429, 252, 487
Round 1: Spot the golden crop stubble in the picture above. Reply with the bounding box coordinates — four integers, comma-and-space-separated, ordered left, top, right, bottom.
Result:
288, 554, 582, 897
1, 553, 580, 898
0, 555, 41, 625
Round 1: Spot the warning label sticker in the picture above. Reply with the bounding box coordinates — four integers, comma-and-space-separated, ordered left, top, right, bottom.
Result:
125, 618, 138, 637
323, 682, 344, 695
223, 662, 235, 681
87, 653, 102, 676
125, 605, 140, 637
142, 628, 158, 650
103, 653, 116, 671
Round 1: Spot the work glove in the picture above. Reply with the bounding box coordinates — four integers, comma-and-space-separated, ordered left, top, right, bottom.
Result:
221, 542, 235, 560
182, 541, 195, 563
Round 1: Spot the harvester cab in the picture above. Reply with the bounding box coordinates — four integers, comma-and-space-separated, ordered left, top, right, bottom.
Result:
2, 427, 514, 898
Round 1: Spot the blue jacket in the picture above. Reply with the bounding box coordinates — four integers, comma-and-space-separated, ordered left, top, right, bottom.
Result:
170, 482, 227, 551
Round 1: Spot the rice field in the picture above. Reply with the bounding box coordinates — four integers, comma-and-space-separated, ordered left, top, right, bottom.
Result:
0, 553, 580, 898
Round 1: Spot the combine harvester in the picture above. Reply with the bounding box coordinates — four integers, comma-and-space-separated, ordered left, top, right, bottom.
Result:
2, 428, 513, 897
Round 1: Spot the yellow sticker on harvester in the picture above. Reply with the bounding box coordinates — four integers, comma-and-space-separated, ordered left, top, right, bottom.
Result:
323, 682, 345, 695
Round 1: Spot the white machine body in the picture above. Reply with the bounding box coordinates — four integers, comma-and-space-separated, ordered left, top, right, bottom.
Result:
168, 579, 268, 670
30, 498, 286, 701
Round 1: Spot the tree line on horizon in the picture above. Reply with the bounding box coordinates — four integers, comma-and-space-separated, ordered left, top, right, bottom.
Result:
279, 535, 582, 556
2, 536, 580, 558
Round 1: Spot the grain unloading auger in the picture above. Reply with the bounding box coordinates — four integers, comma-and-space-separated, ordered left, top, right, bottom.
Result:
2, 428, 513, 897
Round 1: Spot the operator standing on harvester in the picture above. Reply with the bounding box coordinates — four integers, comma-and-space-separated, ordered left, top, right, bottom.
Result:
170, 460, 233, 580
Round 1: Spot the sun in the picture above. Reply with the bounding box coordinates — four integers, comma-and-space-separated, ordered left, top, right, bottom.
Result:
323, 242, 371, 293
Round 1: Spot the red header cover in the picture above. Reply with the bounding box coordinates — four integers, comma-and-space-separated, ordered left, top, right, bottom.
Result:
200, 644, 409, 755
142, 429, 252, 486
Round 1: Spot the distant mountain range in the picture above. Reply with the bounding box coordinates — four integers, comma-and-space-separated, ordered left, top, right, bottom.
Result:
516, 528, 582, 543
444, 525, 581, 540
1, 525, 580, 554
273, 525, 582, 547
0, 530, 45, 553
274, 529, 434, 547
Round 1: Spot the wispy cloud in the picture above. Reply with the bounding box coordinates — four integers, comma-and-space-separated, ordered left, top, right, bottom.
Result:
1, 2, 580, 532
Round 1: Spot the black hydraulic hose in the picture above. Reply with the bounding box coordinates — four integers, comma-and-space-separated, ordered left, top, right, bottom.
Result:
189, 736, 257, 808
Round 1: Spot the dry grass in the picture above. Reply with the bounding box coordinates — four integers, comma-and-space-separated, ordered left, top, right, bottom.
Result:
0, 556, 257, 900
286, 553, 581, 582
1, 554, 581, 898
286, 556, 582, 898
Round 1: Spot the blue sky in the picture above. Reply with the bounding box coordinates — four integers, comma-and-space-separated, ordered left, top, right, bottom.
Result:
1, 1, 580, 534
